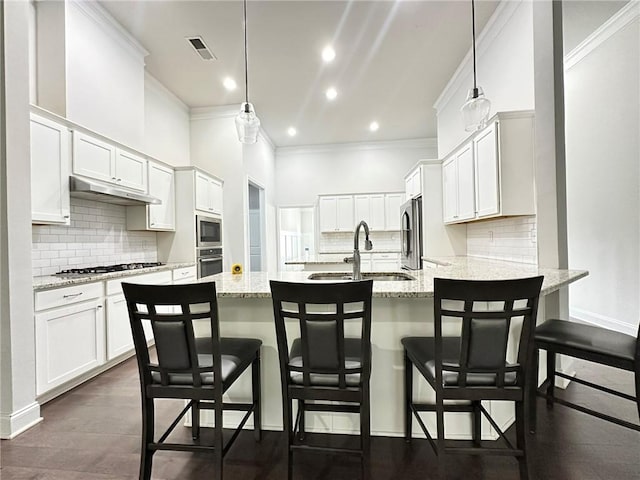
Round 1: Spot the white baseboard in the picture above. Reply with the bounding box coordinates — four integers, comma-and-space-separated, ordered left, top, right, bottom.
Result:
570, 307, 637, 336
0, 402, 43, 439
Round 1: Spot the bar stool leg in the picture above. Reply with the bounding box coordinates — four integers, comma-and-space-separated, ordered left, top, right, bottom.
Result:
361, 387, 371, 480
529, 348, 539, 434
546, 350, 556, 408
140, 397, 155, 480
404, 350, 413, 442
191, 400, 200, 440
515, 400, 530, 480
297, 399, 305, 441
252, 354, 262, 441
472, 401, 481, 447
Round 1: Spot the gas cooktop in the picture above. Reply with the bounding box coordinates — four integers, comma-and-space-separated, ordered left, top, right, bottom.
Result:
56, 262, 164, 276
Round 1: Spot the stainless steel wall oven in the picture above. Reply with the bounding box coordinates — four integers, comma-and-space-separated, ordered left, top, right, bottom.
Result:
197, 247, 223, 278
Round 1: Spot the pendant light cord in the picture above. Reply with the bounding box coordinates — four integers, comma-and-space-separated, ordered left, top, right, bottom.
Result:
243, 0, 249, 109
471, 0, 477, 92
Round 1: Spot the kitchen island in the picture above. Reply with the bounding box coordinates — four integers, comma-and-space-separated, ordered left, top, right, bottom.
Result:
201, 257, 587, 439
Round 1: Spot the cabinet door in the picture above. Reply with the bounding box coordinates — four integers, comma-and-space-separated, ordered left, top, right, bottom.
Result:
369, 194, 385, 230
210, 179, 223, 215
354, 195, 370, 225
72, 131, 115, 183
442, 158, 458, 223
384, 193, 403, 230
371, 253, 399, 271
106, 294, 133, 360
336, 196, 354, 231
195, 172, 213, 213
474, 121, 500, 218
35, 299, 105, 395
30, 114, 70, 225
319, 196, 338, 232
115, 149, 147, 192
456, 143, 476, 221
148, 162, 175, 230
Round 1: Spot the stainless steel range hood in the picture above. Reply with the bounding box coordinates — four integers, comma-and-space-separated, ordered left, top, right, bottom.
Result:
69, 176, 161, 206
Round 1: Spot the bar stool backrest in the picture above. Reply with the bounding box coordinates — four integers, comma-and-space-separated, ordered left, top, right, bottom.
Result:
434, 276, 544, 390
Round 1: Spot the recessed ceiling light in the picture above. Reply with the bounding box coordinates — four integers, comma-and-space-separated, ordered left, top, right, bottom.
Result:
287, 127, 297, 137
223, 77, 237, 90
322, 46, 336, 63
325, 87, 338, 101
369, 121, 379, 132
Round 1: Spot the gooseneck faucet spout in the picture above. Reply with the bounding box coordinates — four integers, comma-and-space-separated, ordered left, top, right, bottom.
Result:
352, 220, 373, 281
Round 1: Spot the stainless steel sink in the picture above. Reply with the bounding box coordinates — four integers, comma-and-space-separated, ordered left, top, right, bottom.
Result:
307, 272, 416, 282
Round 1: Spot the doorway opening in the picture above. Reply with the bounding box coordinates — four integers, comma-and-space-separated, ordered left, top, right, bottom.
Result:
247, 182, 265, 271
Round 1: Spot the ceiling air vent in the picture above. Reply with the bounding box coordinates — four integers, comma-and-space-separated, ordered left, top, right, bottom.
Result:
186, 36, 216, 61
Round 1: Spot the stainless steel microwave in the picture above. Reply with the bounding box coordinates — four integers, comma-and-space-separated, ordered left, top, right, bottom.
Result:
196, 215, 222, 248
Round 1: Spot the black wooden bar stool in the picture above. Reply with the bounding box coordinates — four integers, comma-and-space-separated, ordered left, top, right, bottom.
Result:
403, 276, 544, 480
530, 318, 640, 432
270, 280, 373, 480
122, 282, 262, 480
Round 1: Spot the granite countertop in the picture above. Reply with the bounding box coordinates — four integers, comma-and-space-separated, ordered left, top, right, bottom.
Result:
286, 250, 401, 265
200, 256, 588, 299
33, 262, 196, 290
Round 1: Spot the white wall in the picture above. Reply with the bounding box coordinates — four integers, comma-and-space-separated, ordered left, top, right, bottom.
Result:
190, 107, 278, 272
435, 0, 535, 158
65, 1, 147, 149
564, 3, 639, 335
275, 139, 437, 206
143, 73, 190, 167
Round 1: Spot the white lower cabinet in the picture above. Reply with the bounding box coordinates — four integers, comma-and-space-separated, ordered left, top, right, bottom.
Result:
371, 253, 400, 271
35, 283, 105, 396
106, 270, 172, 360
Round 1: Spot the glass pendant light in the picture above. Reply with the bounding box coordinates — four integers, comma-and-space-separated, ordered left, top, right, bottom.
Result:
235, 0, 260, 144
461, 0, 491, 132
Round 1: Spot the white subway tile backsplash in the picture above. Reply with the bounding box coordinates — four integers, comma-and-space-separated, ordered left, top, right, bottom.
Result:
32, 198, 158, 276
319, 230, 401, 253
466, 215, 538, 265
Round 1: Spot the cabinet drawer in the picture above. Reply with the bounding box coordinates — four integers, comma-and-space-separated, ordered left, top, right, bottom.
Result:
172, 266, 197, 283
106, 271, 172, 296
35, 282, 103, 311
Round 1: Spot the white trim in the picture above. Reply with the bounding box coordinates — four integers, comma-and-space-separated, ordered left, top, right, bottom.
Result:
68, 0, 148, 62
570, 306, 638, 336
258, 128, 275, 151
276, 138, 437, 157
564, 0, 639, 71
190, 104, 239, 120
433, 0, 524, 111
0, 402, 42, 439
144, 72, 189, 113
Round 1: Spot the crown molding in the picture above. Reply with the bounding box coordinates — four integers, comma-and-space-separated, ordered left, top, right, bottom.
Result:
276, 137, 437, 157
68, 0, 148, 62
144, 72, 189, 113
433, 0, 523, 112
564, 0, 639, 71
190, 104, 238, 120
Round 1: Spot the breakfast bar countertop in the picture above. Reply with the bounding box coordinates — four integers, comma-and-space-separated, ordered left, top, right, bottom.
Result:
202, 256, 588, 299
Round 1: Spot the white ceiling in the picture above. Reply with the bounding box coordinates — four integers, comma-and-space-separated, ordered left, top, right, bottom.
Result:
100, 0, 500, 147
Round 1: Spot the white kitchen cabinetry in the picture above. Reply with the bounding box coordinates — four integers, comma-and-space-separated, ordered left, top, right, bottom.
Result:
318, 195, 354, 232
30, 113, 71, 225
105, 270, 172, 360
34, 282, 105, 396
72, 131, 147, 192
443, 142, 475, 223
371, 252, 400, 271
405, 166, 422, 199
442, 111, 535, 225
172, 266, 197, 284
384, 193, 404, 230
195, 171, 223, 215
126, 161, 176, 231
354, 194, 385, 231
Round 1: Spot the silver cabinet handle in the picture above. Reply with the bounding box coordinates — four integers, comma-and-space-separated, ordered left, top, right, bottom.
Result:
63, 215, 70, 219
96, 305, 103, 310
63, 292, 83, 299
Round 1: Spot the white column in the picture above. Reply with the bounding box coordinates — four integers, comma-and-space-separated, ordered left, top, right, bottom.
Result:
0, 0, 42, 438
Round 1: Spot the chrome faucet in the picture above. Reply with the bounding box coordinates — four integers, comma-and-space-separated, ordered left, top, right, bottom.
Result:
348, 220, 373, 280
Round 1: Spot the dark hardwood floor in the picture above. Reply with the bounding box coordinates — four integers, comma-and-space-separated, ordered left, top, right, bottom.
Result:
1, 358, 638, 480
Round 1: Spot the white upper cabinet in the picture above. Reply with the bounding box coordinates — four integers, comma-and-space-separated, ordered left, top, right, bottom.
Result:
72, 131, 147, 192
30, 113, 71, 225
405, 166, 422, 199
354, 194, 385, 231
195, 171, 223, 215
384, 193, 404, 231
443, 142, 475, 223
318, 195, 354, 232
442, 111, 535, 224
148, 162, 175, 230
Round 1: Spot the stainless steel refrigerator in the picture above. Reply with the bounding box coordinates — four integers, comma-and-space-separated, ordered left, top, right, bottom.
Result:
400, 197, 422, 270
